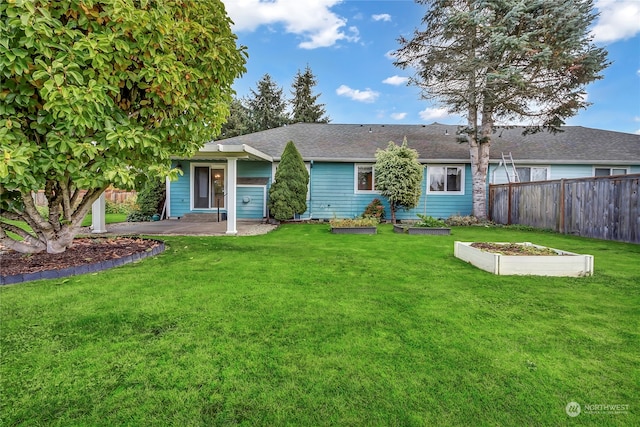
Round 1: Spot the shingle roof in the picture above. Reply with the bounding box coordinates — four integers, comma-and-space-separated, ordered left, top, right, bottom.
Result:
214, 123, 640, 164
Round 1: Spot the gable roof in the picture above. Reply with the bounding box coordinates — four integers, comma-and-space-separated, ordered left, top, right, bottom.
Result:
215, 123, 640, 165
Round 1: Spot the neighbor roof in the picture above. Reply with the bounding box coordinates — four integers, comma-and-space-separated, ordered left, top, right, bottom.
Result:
215, 123, 640, 164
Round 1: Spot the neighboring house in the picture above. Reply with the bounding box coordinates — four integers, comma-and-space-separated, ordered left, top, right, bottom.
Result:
167, 123, 640, 234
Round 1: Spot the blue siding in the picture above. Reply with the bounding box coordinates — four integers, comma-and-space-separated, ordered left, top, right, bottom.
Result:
631, 166, 640, 174
169, 161, 191, 218
306, 162, 472, 220
237, 186, 266, 219
238, 161, 272, 180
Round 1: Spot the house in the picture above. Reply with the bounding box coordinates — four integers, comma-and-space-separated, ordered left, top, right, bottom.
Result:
166, 123, 640, 234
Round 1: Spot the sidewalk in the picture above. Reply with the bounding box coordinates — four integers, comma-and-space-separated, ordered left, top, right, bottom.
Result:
87, 219, 277, 236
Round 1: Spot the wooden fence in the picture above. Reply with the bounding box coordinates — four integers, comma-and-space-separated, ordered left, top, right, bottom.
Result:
489, 174, 640, 243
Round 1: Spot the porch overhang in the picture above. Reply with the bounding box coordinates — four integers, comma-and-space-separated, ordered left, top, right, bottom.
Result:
179, 143, 273, 162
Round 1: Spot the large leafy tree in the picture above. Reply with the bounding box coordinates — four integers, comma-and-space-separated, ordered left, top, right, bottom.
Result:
0, 0, 246, 253
246, 73, 290, 132
290, 65, 329, 123
395, 0, 608, 219
268, 141, 308, 221
375, 138, 424, 223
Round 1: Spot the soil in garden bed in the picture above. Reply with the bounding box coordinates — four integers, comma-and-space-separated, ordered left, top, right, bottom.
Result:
1, 237, 161, 277
470, 242, 563, 256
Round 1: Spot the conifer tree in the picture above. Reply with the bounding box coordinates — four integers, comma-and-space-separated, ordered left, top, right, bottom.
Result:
247, 74, 290, 132
374, 138, 423, 223
291, 66, 329, 123
268, 141, 309, 221
395, 0, 608, 219
220, 98, 252, 139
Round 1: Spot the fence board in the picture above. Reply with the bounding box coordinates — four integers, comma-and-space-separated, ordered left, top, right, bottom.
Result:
490, 174, 640, 243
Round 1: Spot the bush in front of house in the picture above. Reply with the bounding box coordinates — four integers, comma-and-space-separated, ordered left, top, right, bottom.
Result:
126, 179, 165, 222
415, 214, 447, 228
268, 141, 309, 221
362, 198, 385, 222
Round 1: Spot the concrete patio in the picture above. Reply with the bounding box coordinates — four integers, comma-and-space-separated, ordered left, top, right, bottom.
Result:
87, 219, 277, 236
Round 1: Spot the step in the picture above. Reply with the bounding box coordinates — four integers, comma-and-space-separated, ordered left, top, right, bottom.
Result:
180, 213, 225, 222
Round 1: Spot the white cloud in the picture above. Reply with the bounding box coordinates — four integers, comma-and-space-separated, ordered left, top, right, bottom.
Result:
419, 107, 450, 121
391, 112, 407, 120
385, 50, 396, 60
372, 14, 391, 22
382, 75, 409, 86
336, 85, 379, 103
635, 129, 640, 135
634, 116, 640, 122
223, 0, 359, 49
591, 0, 640, 43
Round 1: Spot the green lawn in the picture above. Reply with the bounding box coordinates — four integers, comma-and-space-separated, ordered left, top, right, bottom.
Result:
81, 212, 128, 227
1, 224, 638, 426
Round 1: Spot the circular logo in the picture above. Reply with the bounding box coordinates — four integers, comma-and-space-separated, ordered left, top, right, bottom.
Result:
566, 401, 581, 417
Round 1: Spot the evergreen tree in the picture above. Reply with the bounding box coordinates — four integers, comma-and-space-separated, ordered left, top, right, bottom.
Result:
374, 138, 423, 223
291, 66, 330, 123
394, 0, 608, 219
220, 97, 252, 139
247, 74, 290, 132
268, 141, 309, 221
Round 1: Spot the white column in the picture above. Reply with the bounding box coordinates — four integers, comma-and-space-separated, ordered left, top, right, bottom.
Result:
91, 192, 107, 233
226, 157, 237, 235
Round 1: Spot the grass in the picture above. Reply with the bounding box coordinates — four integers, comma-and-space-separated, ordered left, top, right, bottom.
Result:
1, 224, 638, 426
81, 213, 128, 227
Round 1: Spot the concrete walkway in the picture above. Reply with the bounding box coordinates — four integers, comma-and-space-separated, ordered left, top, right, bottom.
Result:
87, 219, 277, 236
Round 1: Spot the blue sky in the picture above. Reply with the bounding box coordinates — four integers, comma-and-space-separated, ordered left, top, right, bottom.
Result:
222, 0, 640, 135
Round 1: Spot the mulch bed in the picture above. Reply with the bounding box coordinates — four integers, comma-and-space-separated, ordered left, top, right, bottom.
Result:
1, 237, 162, 277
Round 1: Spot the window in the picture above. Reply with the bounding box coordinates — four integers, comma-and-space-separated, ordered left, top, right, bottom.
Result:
428, 166, 464, 194
192, 164, 225, 209
594, 167, 628, 177
355, 165, 377, 192
516, 166, 548, 182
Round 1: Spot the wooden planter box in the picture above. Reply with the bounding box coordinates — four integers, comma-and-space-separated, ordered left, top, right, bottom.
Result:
454, 241, 594, 277
331, 226, 377, 235
393, 225, 451, 235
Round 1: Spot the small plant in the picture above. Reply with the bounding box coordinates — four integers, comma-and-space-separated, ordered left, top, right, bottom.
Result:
445, 214, 481, 226
106, 197, 136, 215
127, 179, 165, 222
362, 198, 385, 222
415, 214, 446, 228
329, 217, 379, 228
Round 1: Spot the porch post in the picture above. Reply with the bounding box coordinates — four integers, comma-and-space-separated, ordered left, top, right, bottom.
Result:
91, 192, 107, 233
226, 157, 237, 235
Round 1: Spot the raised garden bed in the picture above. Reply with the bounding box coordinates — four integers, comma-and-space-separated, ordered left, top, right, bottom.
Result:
331, 226, 377, 235
393, 224, 451, 235
454, 241, 594, 276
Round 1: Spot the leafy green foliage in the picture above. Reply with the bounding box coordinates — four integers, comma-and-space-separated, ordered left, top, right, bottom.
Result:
268, 141, 309, 221
219, 98, 253, 139
329, 217, 379, 228
0, 0, 246, 252
362, 198, 386, 222
395, 0, 609, 218
291, 66, 329, 123
415, 214, 446, 228
126, 179, 165, 222
374, 138, 423, 223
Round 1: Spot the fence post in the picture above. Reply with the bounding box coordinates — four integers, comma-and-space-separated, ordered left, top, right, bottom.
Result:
507, 183, 513, 225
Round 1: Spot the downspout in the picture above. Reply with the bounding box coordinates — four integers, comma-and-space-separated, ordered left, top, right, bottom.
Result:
308, 160, 313, 220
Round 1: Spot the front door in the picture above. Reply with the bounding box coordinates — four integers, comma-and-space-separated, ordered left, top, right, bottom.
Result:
193, 166, 210, 209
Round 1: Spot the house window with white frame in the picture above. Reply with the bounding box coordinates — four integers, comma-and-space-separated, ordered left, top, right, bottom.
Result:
192, 164, 225, 209
594, 167, 628, 177
428, 166, 463, 194
516, 166, 549, 182
355, 165, 377, 192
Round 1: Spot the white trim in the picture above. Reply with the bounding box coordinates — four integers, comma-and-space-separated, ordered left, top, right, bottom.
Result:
426, 164, 465, 195
226, 158, 238, 235
354, 163, 380, 194
190, 162, 227, 211
165, 176, 171, 218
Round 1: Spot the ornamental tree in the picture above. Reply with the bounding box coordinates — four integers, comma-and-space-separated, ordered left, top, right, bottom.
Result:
395, 0, 608, 219
374, 138, 424, 223
268, 141, 309, 221
0, 0, 246, 253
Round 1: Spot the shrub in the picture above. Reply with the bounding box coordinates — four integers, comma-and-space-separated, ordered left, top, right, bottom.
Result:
445, 214, 481, 226
268, 141, 309, 221
106, 197, 136, 215
362, 198, 385, 222
329, 217, 379, 228
415, 214, 446, 228
127, 179, 165, 222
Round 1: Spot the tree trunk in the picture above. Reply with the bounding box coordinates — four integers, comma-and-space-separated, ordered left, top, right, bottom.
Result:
469, 113, 494, 220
